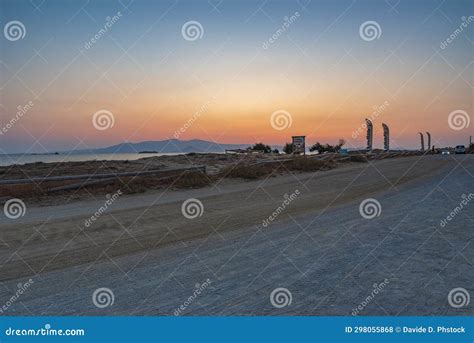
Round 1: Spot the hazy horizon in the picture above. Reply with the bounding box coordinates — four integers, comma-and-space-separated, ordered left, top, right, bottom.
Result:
1, 0, 472, 154
0, 137, 451, 156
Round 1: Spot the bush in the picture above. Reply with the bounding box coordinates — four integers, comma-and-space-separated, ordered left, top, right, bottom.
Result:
287, 157, 336, 171
283, 142, 293, 154
220, 157, 337, 180
220, 164, 272, 179
309, 139, 346, 153
248, 142, 272, 153
349, 155, 368, 163
173, 171, 212, 188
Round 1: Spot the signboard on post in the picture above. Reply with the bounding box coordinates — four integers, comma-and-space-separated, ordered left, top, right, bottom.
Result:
292, 136, 306, 155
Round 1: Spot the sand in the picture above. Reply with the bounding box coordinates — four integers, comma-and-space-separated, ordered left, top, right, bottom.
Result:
0, 155, 472, 315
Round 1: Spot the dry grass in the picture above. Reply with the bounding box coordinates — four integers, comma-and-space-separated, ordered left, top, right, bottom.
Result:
349, 155, 369, 163
0, 180, 76, 199
220, 164, 273, 179
220, 156, 337, 180
0, 153, 382, 203
286, 157, 337, 171
172, 171, 213, 188
0, 160, 149, 180
0, 171, 213, 201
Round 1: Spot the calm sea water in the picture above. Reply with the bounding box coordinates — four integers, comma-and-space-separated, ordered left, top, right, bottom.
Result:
0, 153, 182, 167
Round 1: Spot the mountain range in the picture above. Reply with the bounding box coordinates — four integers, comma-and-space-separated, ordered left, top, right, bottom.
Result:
67, 139, 255, 154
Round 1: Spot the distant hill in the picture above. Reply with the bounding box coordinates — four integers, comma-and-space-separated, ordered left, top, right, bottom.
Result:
67, 139, 253, 154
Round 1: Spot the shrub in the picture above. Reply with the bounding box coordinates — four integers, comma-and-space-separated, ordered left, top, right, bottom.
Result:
309, 139, 346, 153
287, 157, 336, 171
283, 142, 293, 154
248, 142, 272, 153
173, 171, 212, 188
220, 164, 272, 179
349, 155, 368, 162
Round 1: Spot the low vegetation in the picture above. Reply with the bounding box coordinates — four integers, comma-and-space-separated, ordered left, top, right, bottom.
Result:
247, 142, 278, 154
349, 154, 369, 162
220, 164, 273, 179
1, 149, 409, 203
283, 142, 293, 154
309, 139, 346, 154
173, 171, 213, 188
286, 157, 337, 171
220, 156, 338, 180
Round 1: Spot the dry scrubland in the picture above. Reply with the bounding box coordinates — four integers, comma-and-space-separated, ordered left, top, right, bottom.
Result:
0, 152, 407, 205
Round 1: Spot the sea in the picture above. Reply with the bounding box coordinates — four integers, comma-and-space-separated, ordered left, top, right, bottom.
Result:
0, 153, 183, 167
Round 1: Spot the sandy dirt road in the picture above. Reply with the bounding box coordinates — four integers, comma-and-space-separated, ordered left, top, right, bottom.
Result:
0, 155, 472, 315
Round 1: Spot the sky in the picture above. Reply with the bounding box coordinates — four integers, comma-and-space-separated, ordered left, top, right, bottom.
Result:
0, 0, 473, 153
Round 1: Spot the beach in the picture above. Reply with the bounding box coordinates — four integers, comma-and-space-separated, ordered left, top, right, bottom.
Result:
1, 154, 472, 315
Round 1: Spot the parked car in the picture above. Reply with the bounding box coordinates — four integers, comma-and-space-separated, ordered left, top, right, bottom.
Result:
455, 145, 466, 154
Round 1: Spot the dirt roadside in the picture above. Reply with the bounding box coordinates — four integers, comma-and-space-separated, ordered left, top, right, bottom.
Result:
0, 156, 450, 281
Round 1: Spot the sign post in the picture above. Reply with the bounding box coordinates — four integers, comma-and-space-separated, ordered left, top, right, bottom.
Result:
292, 136, 306, 155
